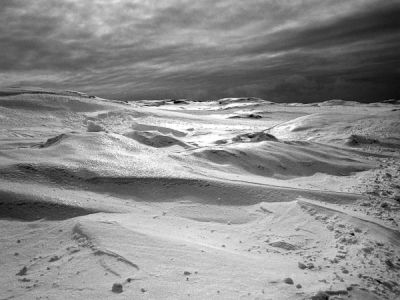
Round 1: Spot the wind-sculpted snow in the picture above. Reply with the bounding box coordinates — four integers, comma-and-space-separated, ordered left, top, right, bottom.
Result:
123, 131, 191, 149
0, 188, 99, 221
188, 140, 375, 179
268, 112, 400, 148
0, 132, 191, 179
0, 90, 399, 299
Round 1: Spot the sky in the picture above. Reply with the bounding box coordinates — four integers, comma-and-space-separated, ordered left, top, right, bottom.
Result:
0, 0, 399, 102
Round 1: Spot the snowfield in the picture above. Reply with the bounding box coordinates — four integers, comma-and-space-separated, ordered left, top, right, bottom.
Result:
0, 88, 399, 299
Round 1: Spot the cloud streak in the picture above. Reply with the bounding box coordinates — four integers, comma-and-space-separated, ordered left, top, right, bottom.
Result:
1, 0, 399, 101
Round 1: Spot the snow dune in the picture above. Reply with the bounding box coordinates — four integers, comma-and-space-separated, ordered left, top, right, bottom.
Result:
0, 89, 399, 299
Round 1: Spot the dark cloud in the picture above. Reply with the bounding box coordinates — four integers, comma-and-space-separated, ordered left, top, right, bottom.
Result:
0, 0, 399, 102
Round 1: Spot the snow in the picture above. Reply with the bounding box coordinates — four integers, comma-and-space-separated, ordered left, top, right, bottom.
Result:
0, 89, 399, 299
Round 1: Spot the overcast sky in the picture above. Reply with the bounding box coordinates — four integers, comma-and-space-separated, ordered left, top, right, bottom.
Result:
1, 0, 399, 102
